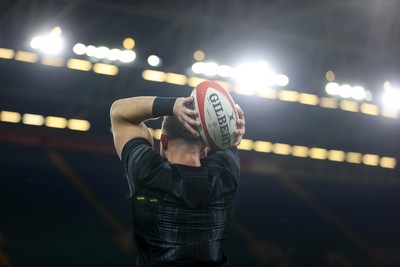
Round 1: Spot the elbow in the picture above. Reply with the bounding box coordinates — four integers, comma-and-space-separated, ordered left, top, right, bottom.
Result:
110, 99, 122, 121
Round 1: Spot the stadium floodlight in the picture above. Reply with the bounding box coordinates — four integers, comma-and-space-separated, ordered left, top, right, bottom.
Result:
326, 82, 370, 101
232, 61, 275, 93
192, 62, 206, 74
325, 82, 340, 95
94, 46, 110, 59
85, 45, 97, 57
351, 86, 366, 100
338, 84, 353, 98
119, 50, 136, 63
190, 60, 289, 88
382, 87, 400, 111
107, 49, 121, 61
30, 27, 64, 54
203, 62, 219, 76
193, 50, 205, 61
123, 38, 135, 50
73, 43, 86, 55
147, 55, 161, 67
274, 74, 289, 87
75, 42, 136, 64
217, 65, 233, 78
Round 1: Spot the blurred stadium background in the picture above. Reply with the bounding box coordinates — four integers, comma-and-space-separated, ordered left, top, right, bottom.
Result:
0, 0, 399, 266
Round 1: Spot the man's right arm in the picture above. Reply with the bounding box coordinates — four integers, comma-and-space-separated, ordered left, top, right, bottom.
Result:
110, 96, 200, 159
110, 96, 156, 160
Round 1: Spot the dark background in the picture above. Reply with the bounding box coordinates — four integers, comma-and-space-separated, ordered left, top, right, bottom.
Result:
0, 1, 399, 266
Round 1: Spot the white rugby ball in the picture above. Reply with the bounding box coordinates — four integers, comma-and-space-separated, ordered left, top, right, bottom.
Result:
190, 81, 238, 151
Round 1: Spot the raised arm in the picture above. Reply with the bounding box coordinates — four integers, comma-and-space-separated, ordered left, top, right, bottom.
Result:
110, 96, 199, 159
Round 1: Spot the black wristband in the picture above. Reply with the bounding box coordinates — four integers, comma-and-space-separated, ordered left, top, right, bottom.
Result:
152, 97, 177, 117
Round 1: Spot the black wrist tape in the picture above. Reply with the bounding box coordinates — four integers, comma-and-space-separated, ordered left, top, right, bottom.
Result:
152, 97, 177, 117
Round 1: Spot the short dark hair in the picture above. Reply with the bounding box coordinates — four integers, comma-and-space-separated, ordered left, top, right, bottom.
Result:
161, 115, 201, 145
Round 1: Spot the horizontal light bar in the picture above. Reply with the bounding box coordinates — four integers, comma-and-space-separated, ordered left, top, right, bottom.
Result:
146, 128, 397, 169
141, 70, 398, 119
0, 111, 21, 123
45, 116, 67, 128
41, 56, 65, 67
165, 72, 187, 85
299, 93, 319, 106
142, 70, 166, 82
292, 145, 309, 158
253, 141, 273, 153
273, 143, 292, 155
0, 110, 90, 132
15, 51, 38, 63
340, 100, 359, 112
22, 113, 44, 126
319, 97, 338, 109
257, 88, 278, 99
346, 152, 362, 164
0, 48, 15, 59
360, 103, 379, 116
237, 139, 253, 150
380, 157, 396, 169
67, 58, 92, 71
0, 47, 120, 76
68, 119, 90, 131
0, 47, 398, 119
278, 90, 299, 102
1, 110, 396, 170
93, 63, 118, 76
309, 147, 328, 160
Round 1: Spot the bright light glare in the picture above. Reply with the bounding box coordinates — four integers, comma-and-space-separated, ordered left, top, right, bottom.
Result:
217, 65, 233, 77
338, 84, 352, 98
73, 43, 86, 55
119, 50, 136, 63
274, 74, 289, 86
384, 81, 391, 90
365, 90, 372, 101
203, 62, 218, 76
327, 82, 368, 101
193, 50, 205, 61
147, 55, 161, 67
123, 38, 135, 49
382, 88, 400, 111
325, 82, 340, 95
192, 62, 206, 74
233, 61, 275, 92
351, 86, 366, 100
94, 46, 109, 59
30, 34, 63, 54
107, 49, 121, 61
85, 45, 97, 57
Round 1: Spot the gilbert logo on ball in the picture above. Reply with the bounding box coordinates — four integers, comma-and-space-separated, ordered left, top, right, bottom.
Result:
190, 81, 238, 150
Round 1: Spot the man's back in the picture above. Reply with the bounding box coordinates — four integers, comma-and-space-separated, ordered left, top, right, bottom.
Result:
122, 138, 240, 266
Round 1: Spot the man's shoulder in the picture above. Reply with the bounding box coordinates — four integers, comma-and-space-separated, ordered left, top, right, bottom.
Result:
202, 148, 239, 167
122, 137, 152, 156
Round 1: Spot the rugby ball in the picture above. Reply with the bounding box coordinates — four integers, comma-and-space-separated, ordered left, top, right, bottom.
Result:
190, 81, 238, 150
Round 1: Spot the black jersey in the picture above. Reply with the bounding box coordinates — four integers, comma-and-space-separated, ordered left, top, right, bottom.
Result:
122, 138, 240, 267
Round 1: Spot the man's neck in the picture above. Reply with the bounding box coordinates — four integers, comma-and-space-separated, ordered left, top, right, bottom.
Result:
165, 143, 201, 167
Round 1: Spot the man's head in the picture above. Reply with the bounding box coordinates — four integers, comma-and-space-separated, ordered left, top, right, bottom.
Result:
160, 115, 203, 156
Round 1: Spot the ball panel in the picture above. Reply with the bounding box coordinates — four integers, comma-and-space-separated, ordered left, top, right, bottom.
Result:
192, 81, 238, 150
204, 87, 237, 150
190, 87, 215, 149
196, 85, 218, 150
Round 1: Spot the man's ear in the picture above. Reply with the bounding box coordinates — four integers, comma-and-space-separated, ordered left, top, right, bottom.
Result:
160, 133, 169, 150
